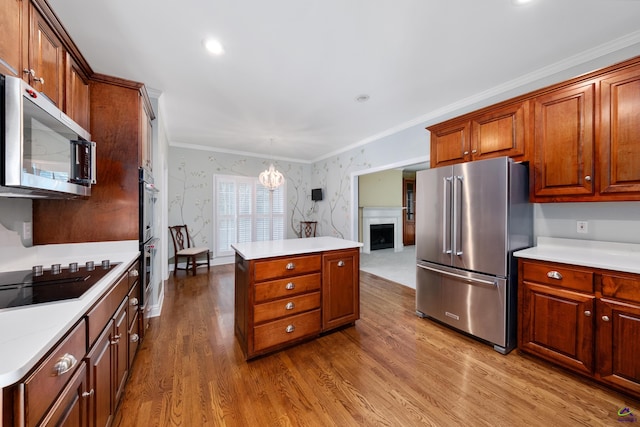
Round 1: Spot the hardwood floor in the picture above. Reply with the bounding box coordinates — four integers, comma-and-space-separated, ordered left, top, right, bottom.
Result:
114, 265, 639, 426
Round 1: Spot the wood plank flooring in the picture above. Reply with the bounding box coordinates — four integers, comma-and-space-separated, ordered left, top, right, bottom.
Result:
113, 265, 639, 426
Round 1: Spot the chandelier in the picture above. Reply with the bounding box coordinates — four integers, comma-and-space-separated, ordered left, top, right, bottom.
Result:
259, 163, 284, 191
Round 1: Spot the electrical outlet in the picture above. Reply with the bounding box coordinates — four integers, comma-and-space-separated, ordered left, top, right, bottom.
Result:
577, 221, 588, 234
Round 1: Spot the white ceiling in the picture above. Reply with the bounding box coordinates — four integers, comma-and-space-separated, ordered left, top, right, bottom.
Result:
48, 0, 640, 163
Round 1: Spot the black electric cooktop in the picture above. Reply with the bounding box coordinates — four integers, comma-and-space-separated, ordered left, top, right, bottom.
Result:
0, 261, 120, 310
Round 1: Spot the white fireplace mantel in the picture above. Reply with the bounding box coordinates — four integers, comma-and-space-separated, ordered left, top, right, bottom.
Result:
362, 207, 404, 254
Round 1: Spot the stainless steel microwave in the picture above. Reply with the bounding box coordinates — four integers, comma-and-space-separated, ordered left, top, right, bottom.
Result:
1, 74, 96, 198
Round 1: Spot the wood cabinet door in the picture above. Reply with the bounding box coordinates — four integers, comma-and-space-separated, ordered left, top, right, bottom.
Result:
599, 64, 640, 197
87, 321, 114, 427
596, 298, 640, 396
29, 4, 64, 107
0, 0, 27, 78
532, 82, 595, 200
519, 281, 595, 375
322, 249, 360, 331
113, 300, 129, 406
40, 362, 89, 427
471, 100, 528, 162
428, 120, 470, 167
66, 53, 90, 131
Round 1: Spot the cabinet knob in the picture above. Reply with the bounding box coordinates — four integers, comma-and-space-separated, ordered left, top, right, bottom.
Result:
129, 269, 139, 277
33, 76, 44, 85
337, 260, 345, 267
463, 151, 469, 155
285, 302, 295, 310
471, 149, 477, 154
53, 353, 77, 376
130, 297, 139, 307
546, 271, 563, 280
585, 175, 592, 182
285, 325, 295, 333
286, 262, 295, 270
602, 315, 610, 322
285, 282, 295, 290
82, 389, 95, 398
23, 68, 35, 77
584, 310, 592, 317
130, 333, 140, 343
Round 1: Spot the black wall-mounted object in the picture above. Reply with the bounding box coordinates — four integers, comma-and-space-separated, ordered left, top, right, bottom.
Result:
311, 188, 323, 201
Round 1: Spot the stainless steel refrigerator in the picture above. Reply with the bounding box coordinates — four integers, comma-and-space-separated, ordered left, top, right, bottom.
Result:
415, 156, 532, 354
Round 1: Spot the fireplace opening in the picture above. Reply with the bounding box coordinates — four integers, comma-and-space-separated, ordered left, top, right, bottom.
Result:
370, 223, 394, 250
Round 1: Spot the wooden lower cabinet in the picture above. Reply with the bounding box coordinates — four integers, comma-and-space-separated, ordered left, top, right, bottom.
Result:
40, 362, 89, 427
518, 259, 640, 398
235, 247, 360, 359
322, 249, 360, 331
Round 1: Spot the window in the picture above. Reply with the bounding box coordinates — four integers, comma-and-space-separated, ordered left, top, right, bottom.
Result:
214, 174, 285, 257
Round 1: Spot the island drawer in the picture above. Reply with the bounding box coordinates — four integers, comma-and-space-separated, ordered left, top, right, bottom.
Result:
254, 254, 321, 281
602, 273, 640, 303
521, 260, 594, 293
254, 291, 321, 324
254, 273, 321, 302
253, 309, 321, 352
20, 318, 86, 427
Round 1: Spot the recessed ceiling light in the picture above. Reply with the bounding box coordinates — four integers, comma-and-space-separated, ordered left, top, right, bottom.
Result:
512, 0, 535, 5
203, 38, 225, 55
355, 94, 370, 103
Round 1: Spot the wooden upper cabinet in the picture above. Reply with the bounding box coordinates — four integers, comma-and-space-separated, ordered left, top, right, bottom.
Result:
429, 100, 529, 168
0, 0, 28, 78
428, 120, 470, 167
599, 64, 640, 197
471, 101, 528, 162
28, 4, 64, 107
65, 53, 90, 130
532, 81, 596, 200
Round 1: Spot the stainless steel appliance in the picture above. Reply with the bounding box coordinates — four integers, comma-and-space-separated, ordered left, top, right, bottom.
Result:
0, 74, 96, 198
415, 156, 532, 354
0, 260, 119, 310
139, 168, 158, 326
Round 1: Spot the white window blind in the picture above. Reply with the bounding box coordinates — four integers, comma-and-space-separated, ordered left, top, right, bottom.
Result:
215, 175, 285, 257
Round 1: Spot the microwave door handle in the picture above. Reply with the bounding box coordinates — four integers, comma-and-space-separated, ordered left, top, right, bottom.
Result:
443, 177, 452, 255
454, 175, 463, 257
89, 141, 97, 184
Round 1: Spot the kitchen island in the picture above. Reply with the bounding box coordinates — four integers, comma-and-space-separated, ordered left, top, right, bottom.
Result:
232, 236, 362, 359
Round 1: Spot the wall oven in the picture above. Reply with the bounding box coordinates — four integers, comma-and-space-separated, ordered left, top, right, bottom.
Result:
139, 168, 158, 331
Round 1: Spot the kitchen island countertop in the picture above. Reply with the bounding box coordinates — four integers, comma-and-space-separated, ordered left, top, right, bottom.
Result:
514, 237, 640, 274
0, 240, 139, 387
231, 236, 362, 260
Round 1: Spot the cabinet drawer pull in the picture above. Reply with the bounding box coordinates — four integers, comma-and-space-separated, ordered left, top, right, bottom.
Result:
337, 260, 345, 267
285, 282, 295, 290
602, 315, 610, 322
285, 302, 295, 310
53, 353, 77, 376
546, 271, 563, 280
285, 325, 295, 333
82, 389, 95, 398
33, 76, 45, 85
286, 262, 295, 270
130, 333, 140, 343
584, 310, 592, 317
130, 297, 139, 307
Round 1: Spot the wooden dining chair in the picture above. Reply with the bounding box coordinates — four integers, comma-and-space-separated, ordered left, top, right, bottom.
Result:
300, 221, 317, 238
168, 225, 210, 276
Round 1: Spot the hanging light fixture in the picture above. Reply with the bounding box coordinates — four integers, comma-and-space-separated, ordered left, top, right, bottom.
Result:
259, 139, 285, 191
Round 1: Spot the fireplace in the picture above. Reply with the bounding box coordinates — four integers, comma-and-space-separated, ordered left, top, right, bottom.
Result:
362, 207, 403, 254
370, 224, 394, 250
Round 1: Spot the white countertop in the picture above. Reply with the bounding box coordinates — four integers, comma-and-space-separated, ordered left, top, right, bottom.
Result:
231, 236, 363, 260
0, 240, 139, 387
514, 237, 640, 274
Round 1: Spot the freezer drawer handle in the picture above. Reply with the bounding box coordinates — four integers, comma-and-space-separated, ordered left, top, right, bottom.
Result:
417, 264, 497, 287
546, 271, 563, 280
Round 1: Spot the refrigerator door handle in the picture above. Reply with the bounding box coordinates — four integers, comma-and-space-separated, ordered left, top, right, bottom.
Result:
454, 175, 464, 256
443, 176, 452, 254
417, 263, 497, 287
